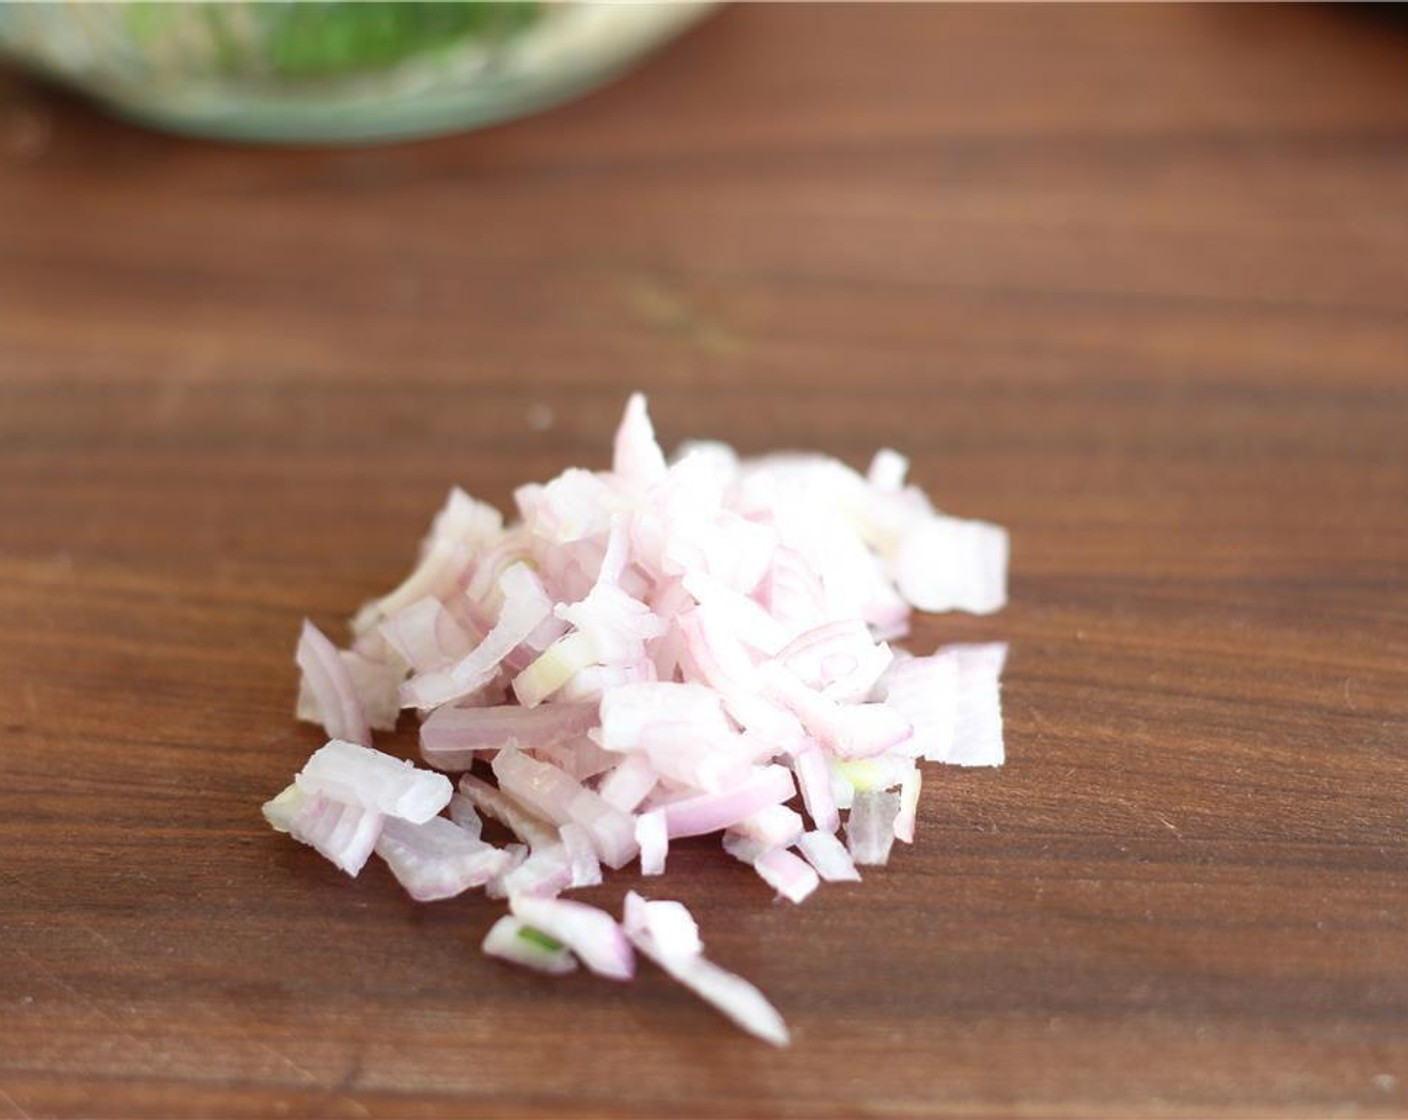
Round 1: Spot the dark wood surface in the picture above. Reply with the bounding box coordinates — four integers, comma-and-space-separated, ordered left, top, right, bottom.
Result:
4, 4, 1408, 1116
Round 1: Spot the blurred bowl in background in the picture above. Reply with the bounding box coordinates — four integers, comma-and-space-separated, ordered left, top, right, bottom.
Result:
0, 1, 715, 144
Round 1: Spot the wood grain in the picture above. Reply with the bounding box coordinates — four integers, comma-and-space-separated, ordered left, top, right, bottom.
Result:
3, 4, 1408, 1116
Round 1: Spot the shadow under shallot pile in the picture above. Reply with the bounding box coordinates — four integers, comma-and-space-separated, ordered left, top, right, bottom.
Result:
264, 393, 1009, 1045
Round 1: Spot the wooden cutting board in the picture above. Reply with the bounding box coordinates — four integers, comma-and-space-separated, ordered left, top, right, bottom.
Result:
3, 5, 1407, 1116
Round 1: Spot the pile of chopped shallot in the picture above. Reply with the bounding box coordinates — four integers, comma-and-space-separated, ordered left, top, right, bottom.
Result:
264, 394, 1008, 1046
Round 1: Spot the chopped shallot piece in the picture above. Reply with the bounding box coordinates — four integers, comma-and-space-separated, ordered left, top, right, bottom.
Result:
894, 768, 922, 844
830, 759, 856, 810
662, 765, 797, 839
613, 392, 668, 490
721, 830, 767, 865
837, 753, 914, 795
482, 915, 578, 975
296, 739, 451, 825
597, 681, 733, 751
339, 648, 405, 733
873, 652, 958, 762
867, 448, 908, 492
796, 830, 861, 882
623, 892, 789, 1047
847, 789, 902, 866
508, 895, 634, 981
731, 804, 805, 850
375, 815, 513, 901
622, 893, 703, 958
596, 753, 658, 813
419, 701, 598, 772
792, 743, 839, 835
894, 515, 1008, 616
262, 784, 381, 876
559, 823, 603, 889
754, 848, 819, 904
722, 835, 818, 904
512, 633, 594, 708
296, 621, 371, 748
949, 643, 1008, 767
636, 808, 668, 876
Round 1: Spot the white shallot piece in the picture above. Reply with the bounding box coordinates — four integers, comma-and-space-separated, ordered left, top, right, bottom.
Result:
264, 393, 1009, 1045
